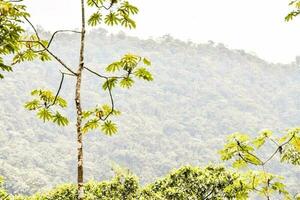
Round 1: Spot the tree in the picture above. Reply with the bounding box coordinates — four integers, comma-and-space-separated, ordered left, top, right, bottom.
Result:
2, 0, 153, 199
219, 128, 300, 199
286, 0, 300, 21
0, 0, 29, 79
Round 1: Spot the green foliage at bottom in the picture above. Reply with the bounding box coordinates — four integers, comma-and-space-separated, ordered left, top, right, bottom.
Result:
2, 165, 251, 200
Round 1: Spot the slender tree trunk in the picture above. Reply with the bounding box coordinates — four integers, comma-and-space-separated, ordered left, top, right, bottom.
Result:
76, 0, 85, 199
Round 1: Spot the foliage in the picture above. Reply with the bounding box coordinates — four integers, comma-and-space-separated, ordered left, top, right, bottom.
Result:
220, 128, 300, 199
24, 89, 69, 126
4, 165, 253, 200
0, 177, 10, 200
286, 0, 300, 21
0, 0, 29, 79
141, 165, 249, 200
81, 54, 152, 136
87, 0, 138, 29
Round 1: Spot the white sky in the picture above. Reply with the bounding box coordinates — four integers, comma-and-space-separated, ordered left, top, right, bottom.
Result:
24, 0, 300, 63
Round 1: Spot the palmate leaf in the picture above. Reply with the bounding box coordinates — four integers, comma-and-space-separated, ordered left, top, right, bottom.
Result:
134, 67, 153, 81
56, 97, 68, 108
102, 78, 118, 90
39, 51, 51, 62
121, 54, 139, 70
102, 104, 121, 116
105, 12, 120, 26
87, 0, 104, 7
52, 112, 69, 126
101, 120, 118, 136
24, 99, 40, 110
106, 61, 122, 72
120, 1, 139, 15
120, 77, 134, 88
37, 108, 52, 122
82, 119, 100, 134
88, 11, 102, 26
82, 111, 94, 119
120, 15, 136, 29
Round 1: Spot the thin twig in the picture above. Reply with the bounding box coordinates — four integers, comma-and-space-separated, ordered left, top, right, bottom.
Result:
19, 15, 77, 75
47, 72, 65, 108
262, 134, 295, 165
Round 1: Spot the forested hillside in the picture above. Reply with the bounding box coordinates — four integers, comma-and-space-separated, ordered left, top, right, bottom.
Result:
0, 28, 299, 195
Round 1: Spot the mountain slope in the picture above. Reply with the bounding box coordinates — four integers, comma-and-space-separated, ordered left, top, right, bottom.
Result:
0, 29, 299, 195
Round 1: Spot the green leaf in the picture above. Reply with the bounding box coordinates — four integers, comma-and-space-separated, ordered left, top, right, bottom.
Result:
120, 2, 139, 15
52, 112, 69, 126
143, 57, 151, 66
37, 108, 52, 122
134, 67, 153, 81
106, 62, 122, 72
102, 104, 121, 116
120, 15, 136, 29
102, 78, 118, 90
24, 100, 40, 110
82, 111, 94, 119
243, 153, 262, 165
39, 51, 51, 62
82, 119, 100, 134
101, 120, 118, 136
120, 77, 134, 88
105, 12, 120, 26
87, 0, 103, 6
56, 97, 67, 108
88, 12, 102, 26
232, 159, 247, 169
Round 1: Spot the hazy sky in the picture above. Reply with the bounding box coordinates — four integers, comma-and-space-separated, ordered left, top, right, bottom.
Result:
24, 0, 299, 63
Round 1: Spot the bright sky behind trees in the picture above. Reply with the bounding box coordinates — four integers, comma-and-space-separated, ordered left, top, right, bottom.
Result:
24, 0, 299, 63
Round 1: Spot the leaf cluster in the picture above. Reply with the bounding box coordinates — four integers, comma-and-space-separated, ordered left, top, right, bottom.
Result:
82, 104, 120, 135
87, 0, 138, 29
285, 0, 300, 21
24, 89, 69, 126
219, 128, 300, 199
0, 1, 29, 78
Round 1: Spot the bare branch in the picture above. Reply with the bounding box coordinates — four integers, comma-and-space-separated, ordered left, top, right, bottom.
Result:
83, 66, 109, 79
83, 66, 126, 79
23, 16, 41, 41
47, 30, 81, 49
18, 40, 77, 75
83, 66, 118, 121
18, 14, 77, 75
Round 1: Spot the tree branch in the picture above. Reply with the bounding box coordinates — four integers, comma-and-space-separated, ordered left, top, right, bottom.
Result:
47, 71, 65, 108
83, 66, 119, 121
262, 134, 295, 165
19, 15, 77, 75
235, 140, 263, 165
83, 66, 126, 79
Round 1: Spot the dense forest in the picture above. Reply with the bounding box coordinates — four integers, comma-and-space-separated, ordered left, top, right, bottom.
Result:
1, 28, 300, 196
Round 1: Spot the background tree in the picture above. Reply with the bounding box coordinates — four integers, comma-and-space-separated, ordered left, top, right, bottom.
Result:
2, 0, 152, 199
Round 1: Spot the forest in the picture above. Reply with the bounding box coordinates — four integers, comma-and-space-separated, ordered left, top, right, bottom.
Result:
0, 0, 300, 199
